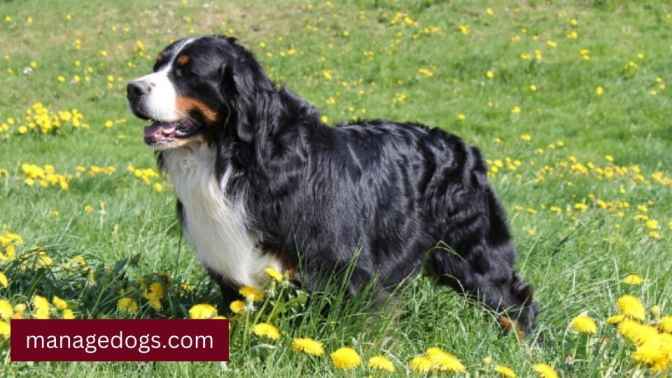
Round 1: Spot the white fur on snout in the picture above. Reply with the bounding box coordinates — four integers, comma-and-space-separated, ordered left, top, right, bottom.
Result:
132, 69, 180, 121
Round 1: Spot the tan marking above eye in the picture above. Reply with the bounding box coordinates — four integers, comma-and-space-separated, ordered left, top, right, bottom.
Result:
177, 55, 190, 65
176, 97, 218, 123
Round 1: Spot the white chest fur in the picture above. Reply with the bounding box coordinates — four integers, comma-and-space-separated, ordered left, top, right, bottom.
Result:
161, 144, 281, 288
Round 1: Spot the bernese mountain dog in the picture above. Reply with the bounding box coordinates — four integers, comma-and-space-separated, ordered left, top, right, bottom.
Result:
126, 35, 539, 334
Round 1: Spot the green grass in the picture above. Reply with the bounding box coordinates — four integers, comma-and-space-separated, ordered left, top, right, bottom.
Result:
1, 0, 672, 376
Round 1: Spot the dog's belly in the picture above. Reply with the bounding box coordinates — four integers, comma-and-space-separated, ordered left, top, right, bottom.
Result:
162, 145, 282, 288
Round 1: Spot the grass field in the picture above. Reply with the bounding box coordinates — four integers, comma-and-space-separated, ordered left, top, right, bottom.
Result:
1, 0, 672, 376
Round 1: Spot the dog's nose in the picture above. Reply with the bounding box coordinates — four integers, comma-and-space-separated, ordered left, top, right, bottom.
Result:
127, 81, 150, 101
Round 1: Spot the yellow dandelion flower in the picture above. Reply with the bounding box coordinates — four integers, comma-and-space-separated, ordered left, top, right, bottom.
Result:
421, 347, 466, 373
291, 337, 324, 356
368, 355, 395, 372
632, 333, 672, 372
486, 70, 495, 79
409, 355, 433, 373
0, 320, 9, 339
144, 282, 164, 310
495, 365, 517, 378
574, 203, 588, 212
36, 250, 53, 268
532, 363, 559, 378
52, 296, 68, 310
618, 319, 658, 345
393, 93, 408, 104
13, 303, 26, 319
146, 282, 165, 298
188, 303, 218, 319
570, 313, 598, 335
0, 272, 8, 288
330, 347, 362, 369
116, 297, 139, 313
659, 316, 672, 333
579, 48, 591, 60
457, 24, 470, 34
623, 274, 643, 285
264, 267, 284, 282
596, 86, 604, 96
618, 295, 646, 320
32, 295, 50, 319
62, 309, 75, 319
239, 285, 264, 302
252, 322, 281, 341
645, 219, 659, 230
607, 314, 626, 324
417, 68, 434, 77
520, 133, 531, 141
0, 299, 12, 320
534, 49, 543, 61
229, 300, 246, 314
511, 106, 521, 114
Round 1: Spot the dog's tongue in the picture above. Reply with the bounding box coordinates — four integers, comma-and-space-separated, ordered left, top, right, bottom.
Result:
144, 121, 177, 139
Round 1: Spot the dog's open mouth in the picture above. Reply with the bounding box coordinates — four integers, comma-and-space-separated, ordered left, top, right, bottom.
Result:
143, 119, 201, 147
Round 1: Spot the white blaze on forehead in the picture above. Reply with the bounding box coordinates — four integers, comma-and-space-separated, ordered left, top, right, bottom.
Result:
130, 38, 195, 122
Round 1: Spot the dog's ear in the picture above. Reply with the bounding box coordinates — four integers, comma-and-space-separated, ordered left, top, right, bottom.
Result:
218, 60, 255, 143
216, 38, 276, 143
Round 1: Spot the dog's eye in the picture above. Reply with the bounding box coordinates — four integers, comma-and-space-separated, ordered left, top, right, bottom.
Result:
174, 68, 184, 77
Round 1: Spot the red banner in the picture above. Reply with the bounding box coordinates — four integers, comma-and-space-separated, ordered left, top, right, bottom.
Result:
10, 319, 229, 361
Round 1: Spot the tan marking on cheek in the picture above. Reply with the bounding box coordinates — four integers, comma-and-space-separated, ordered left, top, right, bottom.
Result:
176, 97, 218, 123
177, 55, 190, 65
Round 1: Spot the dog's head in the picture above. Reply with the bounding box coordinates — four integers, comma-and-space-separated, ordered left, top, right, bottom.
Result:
127, 35, 272, 150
